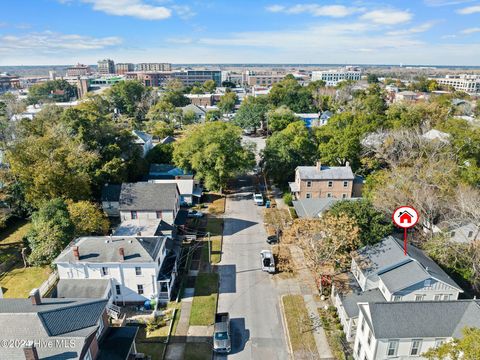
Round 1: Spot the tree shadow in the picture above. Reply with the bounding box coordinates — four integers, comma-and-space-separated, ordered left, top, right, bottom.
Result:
222, 218, 257, 236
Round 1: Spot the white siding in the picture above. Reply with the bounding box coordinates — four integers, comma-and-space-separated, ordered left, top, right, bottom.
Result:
120, 210, 175, 224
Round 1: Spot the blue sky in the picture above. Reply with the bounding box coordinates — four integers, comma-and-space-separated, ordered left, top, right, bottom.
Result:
1, 0, 480, 65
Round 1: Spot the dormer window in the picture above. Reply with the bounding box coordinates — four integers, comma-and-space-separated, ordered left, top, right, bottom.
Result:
328, 181, 333, 188
131, 211, 138, 220
306, 181, 312, 187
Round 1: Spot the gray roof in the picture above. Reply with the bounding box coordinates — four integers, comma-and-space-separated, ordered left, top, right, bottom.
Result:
340, 289, 384, 318
119, 182, 178, 211
360, 300, 480, 339
132, 130, 152, 144
0, 298, 107, 359
182, 104, 206, 116
293, 198, 358, 218
97, 326, 138, 360
55, 236, 166, 264
161, 135, 176, 144
378, 261, 430, 293
101, 184, 121, 202
56, 279, 110, 299
297, 165, 354, 180
356, 236, 462, 292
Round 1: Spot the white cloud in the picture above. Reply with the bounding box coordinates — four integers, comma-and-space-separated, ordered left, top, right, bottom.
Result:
172, 5, 196, 20
266, 3, 361, 17
361, 9, 412, 25
0, 31, 122, 55
386, 22, 436, 36
80, 0, 172, 20
457, 4, 480, 13
424, 0, 473, 6
461, 27, 480, 34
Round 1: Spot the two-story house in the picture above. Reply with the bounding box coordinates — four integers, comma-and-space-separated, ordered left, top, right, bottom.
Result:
148, 179, 203, 206
354, 300, 480, 360
289, 161, 358, 200
54, 235, 179, 305
0, 289, 138, 360
333, 236, 463, 341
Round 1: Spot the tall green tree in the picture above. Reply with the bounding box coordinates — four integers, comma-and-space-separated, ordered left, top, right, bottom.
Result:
217, 92, 237, 114
66, 200, 109, 237
27, 198, 75, 265
202, 79, 217, 93
27, 80, 77, 104
173, 122, 255, 191
266, 106, 299, 132
234, 96, 269, 131
268, 77, 315, 113
262, 121, 317, 186
107, 80, 149, 119
423, 327, 480, 360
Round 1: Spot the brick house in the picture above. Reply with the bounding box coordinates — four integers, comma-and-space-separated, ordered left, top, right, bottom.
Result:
289, 161, 357, 200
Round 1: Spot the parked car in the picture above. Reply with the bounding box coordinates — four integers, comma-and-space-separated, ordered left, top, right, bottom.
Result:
260, 250, 275, 273
213, 312, 231, 353
266, 235, 278, 244
187, 210, 204, 218
254, 193, 264, 206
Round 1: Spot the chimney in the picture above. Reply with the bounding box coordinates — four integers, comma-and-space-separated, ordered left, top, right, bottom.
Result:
119, 247, 125, 262
72, 246, 80, 261
316, 161, 321, 171
23, 343, 39, 360
29, 288, 41, 306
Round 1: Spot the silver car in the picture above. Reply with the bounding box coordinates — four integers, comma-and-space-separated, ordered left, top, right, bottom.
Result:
213, 312, 231, 353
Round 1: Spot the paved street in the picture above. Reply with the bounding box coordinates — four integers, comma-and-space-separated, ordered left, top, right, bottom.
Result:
215, 175, 289, 360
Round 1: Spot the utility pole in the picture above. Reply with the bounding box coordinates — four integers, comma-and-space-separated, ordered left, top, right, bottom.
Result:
207, 232, 211, 272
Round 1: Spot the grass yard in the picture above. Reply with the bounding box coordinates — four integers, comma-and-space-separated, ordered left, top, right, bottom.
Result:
184, 342, 212, 360
189, 272, 219, 326
203, 193, 225, 215
206, 217, 223, 264
0, 266, 52, 298
282, 295, 319, 359
0, 220, 31, 245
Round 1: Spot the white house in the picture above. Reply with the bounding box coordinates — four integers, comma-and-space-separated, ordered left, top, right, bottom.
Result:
149, 179, 203, 206
54, 235, 179, 304
132, 130, 153, 157
353, 300, 480, 360
333, 236, 463, 341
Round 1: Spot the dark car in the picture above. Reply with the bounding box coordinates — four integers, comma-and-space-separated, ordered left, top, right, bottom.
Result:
267, 235, 278, 244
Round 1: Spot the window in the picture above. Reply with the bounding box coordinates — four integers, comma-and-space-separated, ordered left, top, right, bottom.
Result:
342, 193, 347, 199
131, 211, 138, 220
328, 181, 333, 188
115, 285, 121, 295
327, 193, 332, 198
343, 181, 348, 187
137, 284, 144, 295
135, 267, 142, 276
306, 193, 312, 199
357, 342, 362, 357
443, 294, 451, 301
387, 340, 398, 356
450, 231, 456, 237
367, 330, 372, 346
364, 356, 368, 360
434, 294, 441, 301
435, 338, 446, 348
468, 230, 474, 238
411, 339, 422, 355
156, 211, 162, 219
306, 181, 312, 187
393, 295, 401, 302
415, 294, 425, 301
101, 267, 108, 276
360, 318, 365, 332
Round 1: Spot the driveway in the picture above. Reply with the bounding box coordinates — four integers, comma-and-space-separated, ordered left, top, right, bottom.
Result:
215, 175, 289, 360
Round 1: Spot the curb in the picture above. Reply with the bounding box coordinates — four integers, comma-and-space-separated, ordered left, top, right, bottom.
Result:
279, 294, 295, 359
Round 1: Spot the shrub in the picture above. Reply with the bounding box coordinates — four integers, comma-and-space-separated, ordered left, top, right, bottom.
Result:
283, 192, 293, 206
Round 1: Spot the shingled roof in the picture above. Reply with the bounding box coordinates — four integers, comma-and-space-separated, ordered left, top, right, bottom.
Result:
296, 165, 354, 180
119, 182, 178, 211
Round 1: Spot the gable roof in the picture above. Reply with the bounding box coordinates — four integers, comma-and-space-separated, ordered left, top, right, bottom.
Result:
54, 236, 166, 264
292, 198, 358, 218
0, 298, 107, 359
101, 184, 122, 202
119, 182, 178, 211
296, 165, 354, 180
132, 130, 152, 144
360, 300, 480, 339
340, 289, 384, 318
149, 179, 201, 196
355, 236, 462, 292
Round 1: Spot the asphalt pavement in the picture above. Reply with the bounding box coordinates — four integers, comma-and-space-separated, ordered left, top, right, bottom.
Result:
215, 175, 289, 360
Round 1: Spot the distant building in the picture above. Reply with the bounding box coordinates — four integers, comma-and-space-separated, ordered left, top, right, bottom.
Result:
97, 59, 115, 75
186, 94, 214, 107
221, 71, 243, 85
127, 70, 222, 87
115, 62, 134, 75
244, 71, 285, 86
289, 161, 357, 200
66, 63, 92, 77
432, 74, 480, 94
311, 66, 361, 86
0, 73, 20, 92
136, 63, 172, 72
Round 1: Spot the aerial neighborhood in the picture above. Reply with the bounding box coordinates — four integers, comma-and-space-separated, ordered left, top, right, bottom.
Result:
1, 2, 480, 358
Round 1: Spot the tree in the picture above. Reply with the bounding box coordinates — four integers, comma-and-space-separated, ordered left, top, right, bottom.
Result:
27, 80, 77, 104
107, 80, 148, 119
206, 109, 222, 122
329, 199, 393, 245
234, 96, 269, 131
66, 200, 109, 237
144, 120, 174, 141
367, 74, 379, 84
146, 100, 182, 124
217, 92, 237, 114
222, 80, 236, 88
423, 327, 480, 360
268, 77, 315, 113
262, 121, 317, 186
145, 143, 174, 164
266, 106, 299, 132
27, 198, 74, 265
173, 122, 255, 191
202, 79, 217, 93
182, 109, 198, 125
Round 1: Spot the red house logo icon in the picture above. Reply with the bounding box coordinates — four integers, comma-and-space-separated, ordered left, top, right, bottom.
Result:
398, 210, 414, 224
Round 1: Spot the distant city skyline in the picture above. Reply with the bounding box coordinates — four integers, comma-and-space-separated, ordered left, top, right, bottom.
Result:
1, 0, 480, 66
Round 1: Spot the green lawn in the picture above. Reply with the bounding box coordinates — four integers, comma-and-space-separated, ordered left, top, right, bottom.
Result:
206, 217, 223, 264
189, 272, 219, 326
184, 342, 212, 360
135, 341, 165, 360
204, 193, 225, 215
0, 266, 52, 298
282, 295, 318, 357
0, 220, 31, 245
